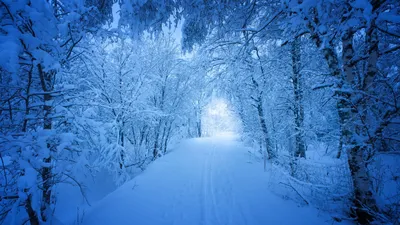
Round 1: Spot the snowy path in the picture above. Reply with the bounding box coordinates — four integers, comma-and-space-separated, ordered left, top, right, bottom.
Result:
82, 134, 335, 225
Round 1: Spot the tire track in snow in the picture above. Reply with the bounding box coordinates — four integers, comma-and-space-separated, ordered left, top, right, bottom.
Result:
209, 143, 222, 225
200, 150, 207, 225
200, 143, 222, 225
201, 147, 215, 225
214, 143, 248, 225
225, 153, 248, 225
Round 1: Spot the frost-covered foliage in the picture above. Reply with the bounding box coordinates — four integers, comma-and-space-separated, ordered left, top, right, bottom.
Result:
1, 0, 399, 224
175, 0, 400, 223
0, 29, 202, 222
0, 1, 202, 224
198, 30, 352, 214
0, 0, 113, 224
68, 36, 202, 184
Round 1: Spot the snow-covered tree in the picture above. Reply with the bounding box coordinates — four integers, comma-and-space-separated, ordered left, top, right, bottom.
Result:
1, 0, 399, 224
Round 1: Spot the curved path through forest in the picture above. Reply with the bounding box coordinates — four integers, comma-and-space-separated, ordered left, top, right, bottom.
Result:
82, 134, 339, 225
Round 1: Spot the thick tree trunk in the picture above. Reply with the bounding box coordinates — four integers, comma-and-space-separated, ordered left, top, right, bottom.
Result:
22, 65, 40, 225
254, 93, 274, 159
310, 25, 378, 223
25, 195, 40, 225
38, 65, 55, 222
291, 37, 306, 158
250, 45, 275, 160
348, 145, 377, 223
336, 29, 355, 160
307, 11, 379, 220
344, 27, 378, 223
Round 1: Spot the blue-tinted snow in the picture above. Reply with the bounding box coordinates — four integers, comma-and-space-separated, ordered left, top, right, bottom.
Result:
76, 134, 348, 225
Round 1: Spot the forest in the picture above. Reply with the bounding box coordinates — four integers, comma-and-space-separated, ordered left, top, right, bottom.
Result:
0, 0, 399, 224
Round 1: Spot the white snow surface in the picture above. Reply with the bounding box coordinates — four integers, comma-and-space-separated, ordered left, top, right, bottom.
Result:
81, 133, 342, 225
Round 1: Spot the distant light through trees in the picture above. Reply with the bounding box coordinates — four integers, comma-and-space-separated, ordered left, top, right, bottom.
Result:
202, 98, 241, 136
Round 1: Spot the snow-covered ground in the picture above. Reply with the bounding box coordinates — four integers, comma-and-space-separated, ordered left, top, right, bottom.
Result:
78, 133, 346, 225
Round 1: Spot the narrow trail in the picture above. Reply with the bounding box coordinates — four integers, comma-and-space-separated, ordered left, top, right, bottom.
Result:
82, 134, 335, 225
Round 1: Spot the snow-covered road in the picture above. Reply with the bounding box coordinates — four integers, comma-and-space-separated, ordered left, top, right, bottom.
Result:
82, 134, 336, 225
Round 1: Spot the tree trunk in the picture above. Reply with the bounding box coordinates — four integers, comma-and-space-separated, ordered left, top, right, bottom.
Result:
38, 65, 54, 222
196, 119, 202, 137
153, 121, 161, 160
163, 123, 172, 154
160, 122, 167, 154
291, 37, 306, 158
307, 11, 379, 220
119, 124, 125, 169
336, 28, 355, 160
20, 63, 41, 224
254, 93, 274, 159
251, 45, 274, 159
270, 111, 278, 152
195, 106, 202, 137
347, 145, 377, 223
25, 195, 40, 225
139, 125, 147, 146
310, 25, 379, 223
